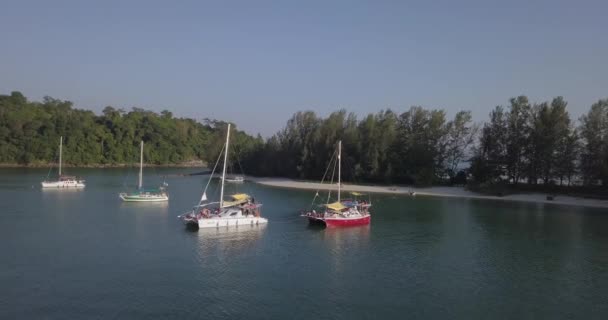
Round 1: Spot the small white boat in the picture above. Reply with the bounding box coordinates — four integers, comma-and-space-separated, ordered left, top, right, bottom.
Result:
179, 123, 268, 229
225, 176, 244, 183
41, 136, 86, 188
119, 141, 168, 202
119, 189, 168, 202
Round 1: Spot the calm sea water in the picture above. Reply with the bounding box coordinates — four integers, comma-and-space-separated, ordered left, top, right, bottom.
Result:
1, 168, 608, 319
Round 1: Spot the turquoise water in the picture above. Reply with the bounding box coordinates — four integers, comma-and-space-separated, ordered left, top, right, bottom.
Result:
1, 168, 608, 319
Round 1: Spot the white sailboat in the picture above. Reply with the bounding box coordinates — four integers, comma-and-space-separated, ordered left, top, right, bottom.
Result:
41, 136, 86, 188
179, 123, 268, 229
119, 141, 169, 202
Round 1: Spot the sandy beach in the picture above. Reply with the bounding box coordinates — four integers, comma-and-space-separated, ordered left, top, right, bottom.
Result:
249, 176, 608, 209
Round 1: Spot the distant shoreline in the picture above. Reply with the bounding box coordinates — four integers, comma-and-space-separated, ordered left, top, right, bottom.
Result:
248, 176, 608, 209
0, 160, 206, 168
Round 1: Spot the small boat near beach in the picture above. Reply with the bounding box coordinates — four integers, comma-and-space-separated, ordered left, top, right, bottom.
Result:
119, 141, 168, 202
41, 136, 86, 188
225, 175, 244, 183
301, 140, 371, 227
179, 123, 268, 229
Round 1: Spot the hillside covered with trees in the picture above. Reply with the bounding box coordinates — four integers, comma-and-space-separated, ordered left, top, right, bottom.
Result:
0, 91, 262, 166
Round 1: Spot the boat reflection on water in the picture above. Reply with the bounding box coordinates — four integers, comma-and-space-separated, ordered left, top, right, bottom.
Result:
322, 225, 371, 246
41, 187, 84, 193
193, 224, 268, 259
322, 225, 371, 275
127, 201, 170, 219
195, 224, 268, 240
120, 200, 169, 209
41, 186, 84, 202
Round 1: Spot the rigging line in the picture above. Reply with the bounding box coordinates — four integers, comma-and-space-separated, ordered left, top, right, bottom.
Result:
198, 141, 225, 207
46, 140, 61, 179
45, 164, 53, 180
232, 142, 257, 198
311, 148, 337, 209
122, 160, 135, 189
343, 149, 373, 204
327, 146, 339, 205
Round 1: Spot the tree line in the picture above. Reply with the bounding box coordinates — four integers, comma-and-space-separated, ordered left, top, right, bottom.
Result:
2, 91, 607, 190
241, 108, 479, 185
242, 95, 608, 190
0, 91, 261, 166
470, 96, 608, 188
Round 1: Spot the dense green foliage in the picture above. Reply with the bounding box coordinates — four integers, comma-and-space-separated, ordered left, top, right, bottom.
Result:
471, 96, 608, 188
3, 91, 607, 189
242, 108, 478, 186
244, 95, 608, 189
0, 91, 261, 166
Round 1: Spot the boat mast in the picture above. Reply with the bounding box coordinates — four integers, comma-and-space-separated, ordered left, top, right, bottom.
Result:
139, 141, 143, 190
220, 123, 231, 208
338, 140, 341, 202
59, 136, 63, 176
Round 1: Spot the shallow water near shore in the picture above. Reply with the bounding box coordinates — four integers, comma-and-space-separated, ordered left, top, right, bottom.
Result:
1, 168, 608, 319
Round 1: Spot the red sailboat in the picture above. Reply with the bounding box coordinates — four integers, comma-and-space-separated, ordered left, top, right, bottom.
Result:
301, 141, 371, 227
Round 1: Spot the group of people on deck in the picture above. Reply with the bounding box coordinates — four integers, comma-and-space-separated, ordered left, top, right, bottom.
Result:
302, 198, 370, 219
196, 197, 260, 219
197, 208, 220, 219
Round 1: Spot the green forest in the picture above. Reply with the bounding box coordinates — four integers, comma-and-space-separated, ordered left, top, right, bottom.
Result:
0, 91, 262, 167
2, 91, 608, 192
240, 95, 608, 192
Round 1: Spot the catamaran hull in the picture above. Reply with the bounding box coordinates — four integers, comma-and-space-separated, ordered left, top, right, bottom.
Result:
198, 217, 268, 229
41, 181, 85, 188
308, 215, 371, 227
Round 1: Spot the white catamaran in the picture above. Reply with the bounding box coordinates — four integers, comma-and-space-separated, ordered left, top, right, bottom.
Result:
119, 141, 169, 202
179, 123, 268, 229
41, 136, 86, 188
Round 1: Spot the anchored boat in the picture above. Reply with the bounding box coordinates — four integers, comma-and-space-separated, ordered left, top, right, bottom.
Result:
301, 141, 371, 227
225, 175, 245, 183
41, 136, 86, 188
179, 123, 268, 229
119, 141, 168, 202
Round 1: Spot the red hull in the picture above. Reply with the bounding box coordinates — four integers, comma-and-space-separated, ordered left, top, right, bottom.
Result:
314, 214, 371, 227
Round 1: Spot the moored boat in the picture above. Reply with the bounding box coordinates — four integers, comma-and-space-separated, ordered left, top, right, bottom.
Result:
119, 141, 169, 202
179, 123, 268, 229
41, 136, 86, 188
182, 194, 266, 228
300, 141, 371, 227
225, 175, 244, 183
119, 189, 168, 202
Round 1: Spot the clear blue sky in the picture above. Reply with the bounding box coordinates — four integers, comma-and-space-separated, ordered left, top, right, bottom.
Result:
1, 0, 606, 136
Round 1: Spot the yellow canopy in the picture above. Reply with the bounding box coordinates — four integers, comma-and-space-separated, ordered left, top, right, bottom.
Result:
325, 202, 347, 211
222, 194, 251, 208
222, 201, 241, 208
231, 193, 250, 201
351, 192, 365, 196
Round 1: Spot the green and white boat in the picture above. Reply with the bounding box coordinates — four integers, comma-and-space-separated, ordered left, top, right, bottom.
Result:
119, 141, 169, 202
